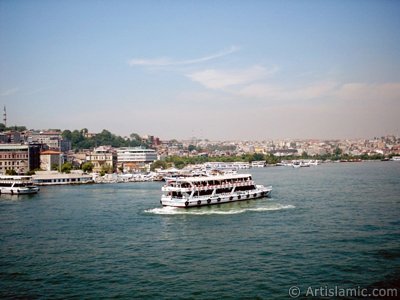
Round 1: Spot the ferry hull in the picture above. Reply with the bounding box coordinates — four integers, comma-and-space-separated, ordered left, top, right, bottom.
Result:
0, 187, 40, 195
161, 186, 272, 208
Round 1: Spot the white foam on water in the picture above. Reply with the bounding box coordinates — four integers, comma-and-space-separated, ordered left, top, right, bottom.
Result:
145, 204, 295, 215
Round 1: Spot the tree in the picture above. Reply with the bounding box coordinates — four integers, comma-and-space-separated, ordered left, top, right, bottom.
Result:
301, 151, 308, 158
0, 123, 27, 132
130, 133, 141, 141
252, 153, 265, 161
334, 147, 342, 160
101, 164, 113, 174
150, 160, 168, 171
81, 128, 88, 136
5, 169, 17, 175
61, 162, 73, 174
71, 130, 84, 145
62, 129, 72, 141
82, 162, 94, 173
11, 125, 27, 132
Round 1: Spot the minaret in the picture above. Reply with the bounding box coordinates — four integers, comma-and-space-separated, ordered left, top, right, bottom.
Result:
3, 106, 6, 127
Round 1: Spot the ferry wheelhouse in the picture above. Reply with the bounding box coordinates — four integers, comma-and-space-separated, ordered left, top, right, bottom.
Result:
0, 175, 40, 195
161, 174, 272, 208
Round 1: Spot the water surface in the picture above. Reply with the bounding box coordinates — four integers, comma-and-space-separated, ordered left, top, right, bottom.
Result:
1, 162, 399, 299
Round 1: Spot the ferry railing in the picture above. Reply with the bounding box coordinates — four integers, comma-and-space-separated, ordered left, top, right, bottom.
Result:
190, 180, 255, 191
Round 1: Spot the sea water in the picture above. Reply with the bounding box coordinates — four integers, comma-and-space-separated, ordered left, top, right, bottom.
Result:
1, 162, 399, 299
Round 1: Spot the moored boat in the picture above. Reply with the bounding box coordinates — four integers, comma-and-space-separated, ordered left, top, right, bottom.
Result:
0, 175, 40, 195
161, 173, 272, 208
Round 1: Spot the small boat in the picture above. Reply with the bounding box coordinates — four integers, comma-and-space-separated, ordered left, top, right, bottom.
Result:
0, 175, 40, 195
161, 173, 272, 208
292, 161, 301, 168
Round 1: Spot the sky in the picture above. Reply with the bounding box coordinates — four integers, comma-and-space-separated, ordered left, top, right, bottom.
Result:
0, 0, 399, 140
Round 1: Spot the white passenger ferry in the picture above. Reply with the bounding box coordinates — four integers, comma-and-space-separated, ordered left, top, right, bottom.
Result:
161, 173, 272, 208
0, 176, 40, 195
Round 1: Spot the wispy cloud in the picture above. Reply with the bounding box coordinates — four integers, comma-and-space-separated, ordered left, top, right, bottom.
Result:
0, 88, 19, 97
186, 61, 400, 106
187, 65, 278, 89
238, 81, 338, 100
128, 46, 239, 67
336, 82, 400, 101
24, 87, 49, 96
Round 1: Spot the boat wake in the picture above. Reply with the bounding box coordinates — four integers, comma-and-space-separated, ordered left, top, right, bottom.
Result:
145, 203, 295, 215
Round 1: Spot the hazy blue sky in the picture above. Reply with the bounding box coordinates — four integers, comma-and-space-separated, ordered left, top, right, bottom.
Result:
1, 0, 399, 140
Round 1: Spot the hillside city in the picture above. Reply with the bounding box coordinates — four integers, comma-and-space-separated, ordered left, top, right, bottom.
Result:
1, 123, 399, 177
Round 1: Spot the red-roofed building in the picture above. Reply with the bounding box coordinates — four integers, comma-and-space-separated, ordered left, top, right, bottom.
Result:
40, 150, 64, 171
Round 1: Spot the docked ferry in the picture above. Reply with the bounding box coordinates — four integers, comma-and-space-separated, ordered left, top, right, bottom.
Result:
161, 173, 272, 208
0, 176, 40, 195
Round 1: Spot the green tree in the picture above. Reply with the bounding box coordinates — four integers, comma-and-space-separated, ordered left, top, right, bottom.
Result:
61, 162, 73, 174
150, 160, 168, 171
10, 125, 27, 132
252, 153, 265, 161
82, 162, 94, 173
62, 129, 72, 141
71, 130, 84, 145
334, 147, 343, 160
334, 147, 342, 156
188, 144, 197, 152
130, 133, 141, 141
101, 164, 113, 175
81, 128, 88, 136
5, 169, 17, 175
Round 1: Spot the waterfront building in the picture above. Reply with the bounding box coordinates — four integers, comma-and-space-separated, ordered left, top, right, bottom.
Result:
32, 170, 93, 185
0, 143, 41, 174
86, 146, 117, 173
117, 147, 157, 172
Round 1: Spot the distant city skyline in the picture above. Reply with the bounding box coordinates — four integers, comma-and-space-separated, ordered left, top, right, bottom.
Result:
1, 1, 399, 140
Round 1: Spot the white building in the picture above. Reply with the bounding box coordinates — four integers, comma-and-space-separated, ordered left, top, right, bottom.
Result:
116, 147, 157, 172
32, 170, 93, 185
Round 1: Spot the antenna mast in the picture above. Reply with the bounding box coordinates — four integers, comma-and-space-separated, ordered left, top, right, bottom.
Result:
3, 106, 6, 128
